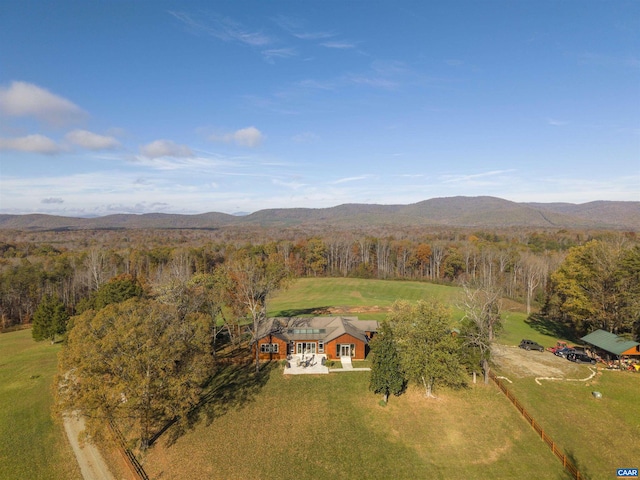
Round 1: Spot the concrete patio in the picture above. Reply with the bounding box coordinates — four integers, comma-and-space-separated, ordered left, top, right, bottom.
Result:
283, 354, 329, 375
283, 354, 372, 374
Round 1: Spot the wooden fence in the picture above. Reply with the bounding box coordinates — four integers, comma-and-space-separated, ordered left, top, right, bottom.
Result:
489, 371, 582, 480
108, 419, 150, 480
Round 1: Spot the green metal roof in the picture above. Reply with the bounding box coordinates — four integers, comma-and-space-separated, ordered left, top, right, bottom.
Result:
580, 329, 640, 356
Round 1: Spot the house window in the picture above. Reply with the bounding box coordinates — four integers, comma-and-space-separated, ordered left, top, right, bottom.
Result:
260, 343, 279, 353
318, 341, 324, 353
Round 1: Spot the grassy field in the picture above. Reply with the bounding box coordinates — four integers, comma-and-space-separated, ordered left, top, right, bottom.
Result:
499, 367, 640, 479
0, 329, 81, 480
270, 277, 557, 348
3, 277, 636, 480
269, 277, 468, 322
143, 364, 567, 480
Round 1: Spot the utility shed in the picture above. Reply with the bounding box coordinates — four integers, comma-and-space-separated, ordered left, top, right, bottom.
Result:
581, 329, 640, 357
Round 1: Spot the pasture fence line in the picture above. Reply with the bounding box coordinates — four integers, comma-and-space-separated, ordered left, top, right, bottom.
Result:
108, 419, 150, 480
489, 370, 582, 480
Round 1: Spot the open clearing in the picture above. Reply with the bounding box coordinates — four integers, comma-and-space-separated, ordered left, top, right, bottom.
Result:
492, 346, 640, 479
142, 364, 567, 480
492, 345, 587, 379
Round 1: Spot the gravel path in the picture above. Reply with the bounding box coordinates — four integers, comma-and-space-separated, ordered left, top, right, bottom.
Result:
63, 413, 116, 480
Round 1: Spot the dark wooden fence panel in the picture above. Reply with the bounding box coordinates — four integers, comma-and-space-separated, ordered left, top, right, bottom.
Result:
108, 419, 150, 480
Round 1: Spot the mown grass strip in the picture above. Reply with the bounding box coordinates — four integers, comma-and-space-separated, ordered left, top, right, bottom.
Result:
0, 329, 81, 480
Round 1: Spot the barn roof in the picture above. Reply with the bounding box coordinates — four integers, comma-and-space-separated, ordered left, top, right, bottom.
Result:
580, 329, 640, 356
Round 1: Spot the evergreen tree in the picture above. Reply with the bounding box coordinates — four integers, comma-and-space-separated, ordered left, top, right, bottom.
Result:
32, 295, 68, 343
369, 321, 405, 403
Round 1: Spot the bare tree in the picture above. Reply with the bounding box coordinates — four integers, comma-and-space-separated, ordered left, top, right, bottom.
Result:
459, 282, 503, 384
84, 248, 107, 291
224, 251, 289, 372
521, 252, 548, 315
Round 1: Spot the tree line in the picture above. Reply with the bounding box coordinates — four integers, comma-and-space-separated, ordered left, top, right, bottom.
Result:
3, 227, 623, 330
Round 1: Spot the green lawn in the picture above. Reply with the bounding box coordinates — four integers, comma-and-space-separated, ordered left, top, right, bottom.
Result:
0, 329, 81, 480
270, 277, 467, 321
4, 277, 635, 480
143, 365, 567, 480
500, 367, 640, 479
270, 277, 558, 348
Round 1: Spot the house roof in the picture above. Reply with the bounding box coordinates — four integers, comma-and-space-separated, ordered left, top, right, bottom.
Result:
580, 329, 640, 356
256, 316, 378, 344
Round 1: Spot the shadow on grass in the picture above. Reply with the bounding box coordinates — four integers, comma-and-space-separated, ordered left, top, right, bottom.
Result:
525, 314, 581, 343
271, 306, 332, 317
558, 449, 590, 480
150, 359, 276, 447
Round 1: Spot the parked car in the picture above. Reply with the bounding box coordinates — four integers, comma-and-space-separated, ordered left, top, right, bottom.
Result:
567, 352, 596, 364
519, 339, 544, 351
547, 341, 569, 354
554, 347, 576, 358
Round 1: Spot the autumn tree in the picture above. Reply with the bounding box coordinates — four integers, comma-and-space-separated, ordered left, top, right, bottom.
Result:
55, 298, 214, 450
617, 245, 640, 339
223, 248, 290, 372
369, 321, 406, 404
545, 240, 638, 335
388, 300, 466, 398
32, 295, 68, 343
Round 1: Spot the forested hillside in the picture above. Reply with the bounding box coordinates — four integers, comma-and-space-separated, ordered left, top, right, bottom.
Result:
1, 196, 638, 230
1, 225, 638, 340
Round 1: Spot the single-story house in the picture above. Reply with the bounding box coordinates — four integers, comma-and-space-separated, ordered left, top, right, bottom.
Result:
581, 329, 640, 360
254, 316, 379, 361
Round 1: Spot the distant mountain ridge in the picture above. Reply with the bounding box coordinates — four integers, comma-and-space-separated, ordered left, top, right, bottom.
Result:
0, 196, 638, 231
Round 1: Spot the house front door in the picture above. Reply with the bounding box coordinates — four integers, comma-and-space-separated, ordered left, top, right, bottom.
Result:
340, 344, 350, 357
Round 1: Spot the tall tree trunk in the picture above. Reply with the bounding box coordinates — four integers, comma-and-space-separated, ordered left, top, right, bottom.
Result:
481, 358, 490, 384
422, 376, 435, 398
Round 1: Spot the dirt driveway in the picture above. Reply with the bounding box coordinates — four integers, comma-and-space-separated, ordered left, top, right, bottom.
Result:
492, 344, 593, 379
63, 413, 116, 480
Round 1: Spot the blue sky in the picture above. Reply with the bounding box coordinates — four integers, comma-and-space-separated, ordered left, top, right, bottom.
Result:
0, 1, 638, 216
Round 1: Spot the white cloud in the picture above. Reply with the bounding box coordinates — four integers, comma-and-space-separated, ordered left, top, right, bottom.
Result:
169, 11, 271, 46
320, 41, 356, 49
547, 118, 568, 126
209, 126, 265, 148
441, 169, 516, 185
0, 81, 86, 126
41, 197, 64, 204
262, 48, 297, 62
65, 130, 121, 150
272, 14, 335, 40
272, 178, 306, 190
0, 134, 63, 154
140, 139, 194, 159
330, 175, 372, 185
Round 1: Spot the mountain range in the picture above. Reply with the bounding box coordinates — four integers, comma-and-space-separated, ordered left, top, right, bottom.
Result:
0, 196, 638, 231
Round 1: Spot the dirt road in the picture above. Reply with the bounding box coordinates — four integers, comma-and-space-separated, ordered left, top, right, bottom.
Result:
63, 413, 116, 480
